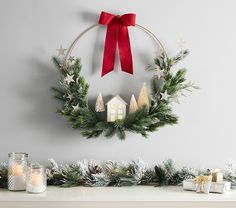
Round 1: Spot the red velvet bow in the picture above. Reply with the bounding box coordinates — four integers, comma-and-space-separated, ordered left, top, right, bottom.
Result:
98, 11, 136, 77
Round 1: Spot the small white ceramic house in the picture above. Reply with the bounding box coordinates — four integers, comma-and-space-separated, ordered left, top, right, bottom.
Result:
106, 95, 127, 122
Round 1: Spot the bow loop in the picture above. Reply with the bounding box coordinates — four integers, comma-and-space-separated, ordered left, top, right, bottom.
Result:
120, 14, 136, 26
98, 11, 116, 25
98, 11, 136, 77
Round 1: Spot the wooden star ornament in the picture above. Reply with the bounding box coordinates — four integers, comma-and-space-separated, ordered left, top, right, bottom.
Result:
72, 104, 80, 112
64, 74, 74, 85
160, 90, 170, 100
57, 45, 67, 56
59, 62, 69, 71
68, 56, 75, 62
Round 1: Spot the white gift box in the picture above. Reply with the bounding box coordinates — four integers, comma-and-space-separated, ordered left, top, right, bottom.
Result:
195, 176, 212, 194
183, 179, 231, 194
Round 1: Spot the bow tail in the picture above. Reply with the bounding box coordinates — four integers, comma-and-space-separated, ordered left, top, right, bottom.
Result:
118, 26, 133, 75
101, 24, 119, 77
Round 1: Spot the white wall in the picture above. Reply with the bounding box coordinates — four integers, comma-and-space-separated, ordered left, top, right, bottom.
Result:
0, 0, 236, 168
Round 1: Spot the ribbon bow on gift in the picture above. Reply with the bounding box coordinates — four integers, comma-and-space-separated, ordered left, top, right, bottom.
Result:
98, 11, 136, 77
195, 175, 212, 193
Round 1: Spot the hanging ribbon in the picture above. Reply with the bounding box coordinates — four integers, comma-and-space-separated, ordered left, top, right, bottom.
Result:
98, 11, 136, 77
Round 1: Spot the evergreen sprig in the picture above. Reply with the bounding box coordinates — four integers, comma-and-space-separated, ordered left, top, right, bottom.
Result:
0, 163, 7, 188
52, 50, 196, 140
153, 159, 195, 186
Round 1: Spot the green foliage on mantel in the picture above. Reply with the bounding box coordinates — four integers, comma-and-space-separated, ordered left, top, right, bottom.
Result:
1, 159, 236, 189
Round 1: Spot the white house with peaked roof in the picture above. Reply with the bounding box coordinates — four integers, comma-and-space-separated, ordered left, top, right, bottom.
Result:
106, 95, 127, 122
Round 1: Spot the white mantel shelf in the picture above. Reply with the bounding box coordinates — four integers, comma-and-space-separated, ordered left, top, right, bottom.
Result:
1, 186, 236, 208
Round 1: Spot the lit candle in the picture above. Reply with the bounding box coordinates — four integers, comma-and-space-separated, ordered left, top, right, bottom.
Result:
8, 153, 28, 191
12, 164, 23, 176
31, 172, 42, 186
10, 164, 26, 190
26, 164, 46, 194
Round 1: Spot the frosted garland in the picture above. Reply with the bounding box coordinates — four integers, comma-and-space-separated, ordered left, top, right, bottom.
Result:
1, 159, 236, 189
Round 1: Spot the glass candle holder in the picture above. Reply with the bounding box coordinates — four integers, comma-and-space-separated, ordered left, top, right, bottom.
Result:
8, 152, 29, 191
26, 164, 46, 194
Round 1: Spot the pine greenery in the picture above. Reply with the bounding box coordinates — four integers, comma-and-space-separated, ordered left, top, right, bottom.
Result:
1, 158, 236, 189
52, 50, 197, 140
44, 158, 236, 188
0, 163, 7, 188
153, 159, 195, 186
0, 159, 196, 188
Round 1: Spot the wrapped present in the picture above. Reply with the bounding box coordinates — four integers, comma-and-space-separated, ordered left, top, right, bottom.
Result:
183, 179, 231, 194
195, 175, 212, 194
211, 169, 223, 182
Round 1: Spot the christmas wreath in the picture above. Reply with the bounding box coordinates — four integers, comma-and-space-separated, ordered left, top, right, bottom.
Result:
52, 12, 197, 140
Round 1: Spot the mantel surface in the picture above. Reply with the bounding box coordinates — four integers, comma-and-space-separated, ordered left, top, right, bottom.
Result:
1, 186, 236, 208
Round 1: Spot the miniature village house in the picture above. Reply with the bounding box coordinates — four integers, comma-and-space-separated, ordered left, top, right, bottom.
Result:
106, 95, 127, 122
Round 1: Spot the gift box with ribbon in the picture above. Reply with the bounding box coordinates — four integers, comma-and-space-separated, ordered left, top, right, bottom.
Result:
183, 179, 231, 194
195, 175, 212, 194
211, 169, 223, 182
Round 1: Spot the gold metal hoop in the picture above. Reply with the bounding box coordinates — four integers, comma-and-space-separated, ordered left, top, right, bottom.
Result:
65, 23, 169, 61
